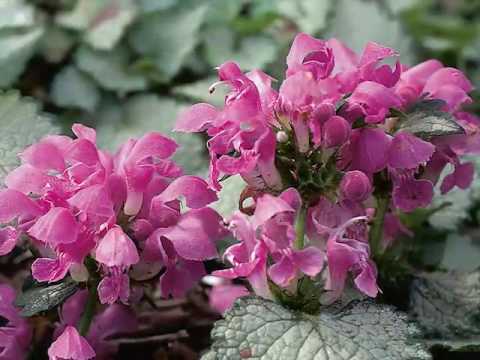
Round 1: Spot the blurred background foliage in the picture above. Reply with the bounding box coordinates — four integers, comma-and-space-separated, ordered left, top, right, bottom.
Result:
1, 0, 480, 270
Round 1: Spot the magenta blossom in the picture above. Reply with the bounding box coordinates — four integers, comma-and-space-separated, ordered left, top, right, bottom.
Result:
0, 123, 226, 303
48, 326, 95, 360
215, 189, 325, 294
54, 291, 138, 359
0, 284, 32, 360
209, 281, 250, 314
176, 62, 282, 191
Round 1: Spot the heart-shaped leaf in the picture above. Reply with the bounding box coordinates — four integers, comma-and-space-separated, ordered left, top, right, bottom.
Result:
205, 296, 431, 360
50, 65, 100, 112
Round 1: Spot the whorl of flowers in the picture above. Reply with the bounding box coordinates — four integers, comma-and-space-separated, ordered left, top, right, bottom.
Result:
177, 33, 478, 302
0, 125, 226, 358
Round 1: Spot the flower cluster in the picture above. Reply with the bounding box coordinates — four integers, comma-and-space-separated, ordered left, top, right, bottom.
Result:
0, 31, 478, 359
0, 125, 226, 358
177, 33, 478, 301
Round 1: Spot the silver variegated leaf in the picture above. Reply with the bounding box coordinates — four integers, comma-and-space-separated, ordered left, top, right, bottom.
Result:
398, 110, 465, 140
205, 296, 431, 360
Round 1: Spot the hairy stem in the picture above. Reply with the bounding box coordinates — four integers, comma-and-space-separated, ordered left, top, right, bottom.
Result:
78, 281, 98, 336
294, 206, 307, 250
369, 195, 389, 257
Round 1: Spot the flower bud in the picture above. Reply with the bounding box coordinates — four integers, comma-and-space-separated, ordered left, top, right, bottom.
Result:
276, 131, 289, 143
340, 170, 372, 202
323, 115, 351, 148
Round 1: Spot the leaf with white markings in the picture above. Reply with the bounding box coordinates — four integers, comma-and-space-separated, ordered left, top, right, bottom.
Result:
205, 297, 431, 360
51, 65, 100, 112
398, 110, 465, 140
410, 270, 480, 340
0, 91, 59, 182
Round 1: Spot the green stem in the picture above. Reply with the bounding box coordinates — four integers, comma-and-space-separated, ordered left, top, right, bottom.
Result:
78, 282, 97, 336
294, 206, 307, 250
369, 195, 389, 257
77, 282, 98, 336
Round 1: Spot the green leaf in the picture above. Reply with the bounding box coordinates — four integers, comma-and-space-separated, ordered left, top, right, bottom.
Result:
84, 0, 138, 50
440, 233, 480, 272
128, 2, 209, 82
172, 76, 226, 107
0, 91, 59, 182
206, 297, 431, 360
398, 110, 465, 140
96, 95, 208, 174
0, 0, 35, 29
50, 65, 100, 112
202, 26, 278, 70
211, 175, 246, 218
233, 36, 278, 70
277, 0, 332, 34
137, 0, 177, 13
39, 26, 76, 63
328, 0, 415, 65
15, 278, 78, 317
56, 0, 108, 30
75, 45, 147, 94
204, 0, 243, 25
0, 27, 44, 87
410, 271, 480, 340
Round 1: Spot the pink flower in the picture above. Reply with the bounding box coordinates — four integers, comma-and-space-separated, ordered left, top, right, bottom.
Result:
215, 189, 325, 293
95, 227, 139, 305
326, 217, 379, 298
388, 132, 435, 170
0, 284, 32, 359
209, 283, 250, 314
347, 128, 392, 174
55, 291, 137, 359
440, 162, 475, 194
28, 207, 79, 246
0, 227, 18, 256
340, 171, 372, 202
114, 132, 179, 216
95, 226, 139, 268
145, 207, 227, 298
0, 122, 226, 303
48, 326, 95, 360
345, 81, 402, 123
286, 33, 334, 79
393, 178, 434, 212
322, 115, 351, 148
176, 62, 281, 191
396, 60, 473, 111
212, 212, 271, 298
